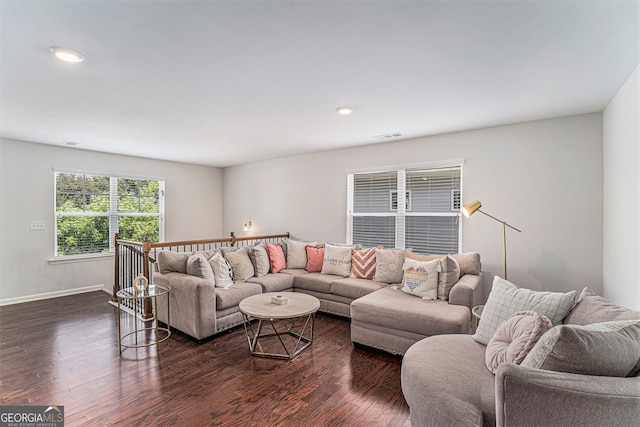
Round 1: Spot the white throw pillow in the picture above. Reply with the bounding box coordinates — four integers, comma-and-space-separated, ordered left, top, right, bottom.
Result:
321, 244, 353, 277
286, 239, 317, 269
208, 252, 234, 288
473, 276, 577, 345
400, 258, 439, 300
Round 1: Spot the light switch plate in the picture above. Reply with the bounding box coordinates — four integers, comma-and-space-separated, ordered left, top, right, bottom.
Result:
30, 221, 45, 231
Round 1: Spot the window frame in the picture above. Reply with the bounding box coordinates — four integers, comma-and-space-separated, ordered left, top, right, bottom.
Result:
346, 159, 464, 253
53, 169, 165, 258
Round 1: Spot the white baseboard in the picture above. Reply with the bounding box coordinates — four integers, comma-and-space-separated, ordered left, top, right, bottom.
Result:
0, 284, 107, 306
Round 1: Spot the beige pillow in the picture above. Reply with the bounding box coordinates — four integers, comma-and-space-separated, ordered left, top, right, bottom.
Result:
224, 248, 255, 282
373, 248, 405, 283
157, 250, 190, 275
249, 242, 270, 277
522, 319, 640, 377
405, 250, 442, 262
437, 255, 460, 300
485, 310, 552, 374
186, 253, 215, 281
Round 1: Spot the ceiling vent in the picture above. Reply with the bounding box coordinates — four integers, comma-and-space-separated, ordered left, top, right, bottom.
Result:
372, 133, 402, 140
62, 141, 81, 146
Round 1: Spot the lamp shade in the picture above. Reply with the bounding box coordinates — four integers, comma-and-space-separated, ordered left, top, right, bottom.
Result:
462, 200, 482, 217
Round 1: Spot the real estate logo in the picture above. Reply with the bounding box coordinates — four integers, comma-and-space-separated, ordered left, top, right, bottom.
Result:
0, 406, 64, 427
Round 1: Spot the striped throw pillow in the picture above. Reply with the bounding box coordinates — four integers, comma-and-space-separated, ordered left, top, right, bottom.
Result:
351, 247, 379, 279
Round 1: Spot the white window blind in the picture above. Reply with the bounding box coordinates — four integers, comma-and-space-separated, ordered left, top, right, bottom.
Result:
347, 164, 462, 254
55, 172, 165, 256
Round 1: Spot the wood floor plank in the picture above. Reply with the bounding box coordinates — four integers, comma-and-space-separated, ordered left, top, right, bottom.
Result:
0, 291, 409, 426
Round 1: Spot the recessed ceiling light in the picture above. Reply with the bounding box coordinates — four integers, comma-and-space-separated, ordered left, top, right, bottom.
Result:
62, 141, 81, 146
49, 46, 85, 63
336, 106, 353, 115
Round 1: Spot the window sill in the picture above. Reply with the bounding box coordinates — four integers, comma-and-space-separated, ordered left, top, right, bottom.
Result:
48, 253, 114, 265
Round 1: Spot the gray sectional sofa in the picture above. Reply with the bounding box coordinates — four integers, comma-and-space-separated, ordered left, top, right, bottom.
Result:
152, 240, 482, 353
401, 282, 640, 426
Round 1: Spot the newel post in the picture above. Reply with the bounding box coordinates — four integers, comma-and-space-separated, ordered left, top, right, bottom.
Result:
143, 236, 153, 318
113, 233, 120, 302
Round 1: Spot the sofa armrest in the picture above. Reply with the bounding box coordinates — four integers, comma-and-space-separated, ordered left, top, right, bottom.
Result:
496, 363, 640, 427
448, 274, 483, 311
155, 272, 218, 340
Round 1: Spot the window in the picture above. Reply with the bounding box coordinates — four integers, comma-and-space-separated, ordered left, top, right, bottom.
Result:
347, 163, 462, 254
55, 171, 165, 256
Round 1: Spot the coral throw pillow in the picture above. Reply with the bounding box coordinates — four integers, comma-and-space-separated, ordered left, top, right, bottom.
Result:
266, 243, 287, 274
305, 245, 325, 272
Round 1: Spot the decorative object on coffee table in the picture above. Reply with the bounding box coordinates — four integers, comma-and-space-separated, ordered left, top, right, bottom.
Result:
239, 292, 320, 360
462, 200, 521, 279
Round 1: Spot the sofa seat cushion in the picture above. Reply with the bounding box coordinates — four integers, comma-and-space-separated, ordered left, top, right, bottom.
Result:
331, 277, 387, 300
350, 286, 471, 337
402, 335, 496, 426
216, 282, 263, 310
279, 268, 309, 277
294, 272, 343, 294
247, 273, 295, 293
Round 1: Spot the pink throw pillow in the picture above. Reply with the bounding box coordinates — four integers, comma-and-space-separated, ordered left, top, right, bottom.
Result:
305, 245, 324, 272
485, 310, 553, 374
266, 243, 287, 274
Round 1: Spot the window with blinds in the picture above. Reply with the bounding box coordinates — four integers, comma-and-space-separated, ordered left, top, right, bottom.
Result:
55, 171, 165, 256
347, 164, 461, 254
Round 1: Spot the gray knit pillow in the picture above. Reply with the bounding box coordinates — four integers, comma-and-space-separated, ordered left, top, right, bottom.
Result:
473, 276, 576, 345
372, 248, 405, 284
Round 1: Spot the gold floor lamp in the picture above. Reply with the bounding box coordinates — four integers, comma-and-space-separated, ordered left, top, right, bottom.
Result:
462, 200, 521, 280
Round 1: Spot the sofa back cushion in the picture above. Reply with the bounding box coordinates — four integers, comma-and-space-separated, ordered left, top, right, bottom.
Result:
157, 250, 190, 275
186, 253, 215, 281
563, 287, 640, 325
450, 252, 481, 276
473, 276, 576, 345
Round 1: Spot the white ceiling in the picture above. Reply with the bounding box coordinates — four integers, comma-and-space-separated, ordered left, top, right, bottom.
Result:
0, 1, 638, 167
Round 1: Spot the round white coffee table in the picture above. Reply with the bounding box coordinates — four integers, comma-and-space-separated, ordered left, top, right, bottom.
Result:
239, 292, 320, 360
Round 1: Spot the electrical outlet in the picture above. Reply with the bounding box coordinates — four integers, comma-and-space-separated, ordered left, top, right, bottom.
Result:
30, 221, 45, 231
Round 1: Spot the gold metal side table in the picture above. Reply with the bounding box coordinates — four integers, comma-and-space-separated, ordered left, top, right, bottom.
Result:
116, 285, 171, 354
472, 304, 484, 329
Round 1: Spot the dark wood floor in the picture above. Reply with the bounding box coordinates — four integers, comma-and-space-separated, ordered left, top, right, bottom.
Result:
0, 291, 410, 426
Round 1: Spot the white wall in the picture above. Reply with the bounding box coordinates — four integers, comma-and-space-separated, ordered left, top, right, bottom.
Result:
0, 138, 223, 302
603, 65, 640, 310
224, 114, 604, 298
